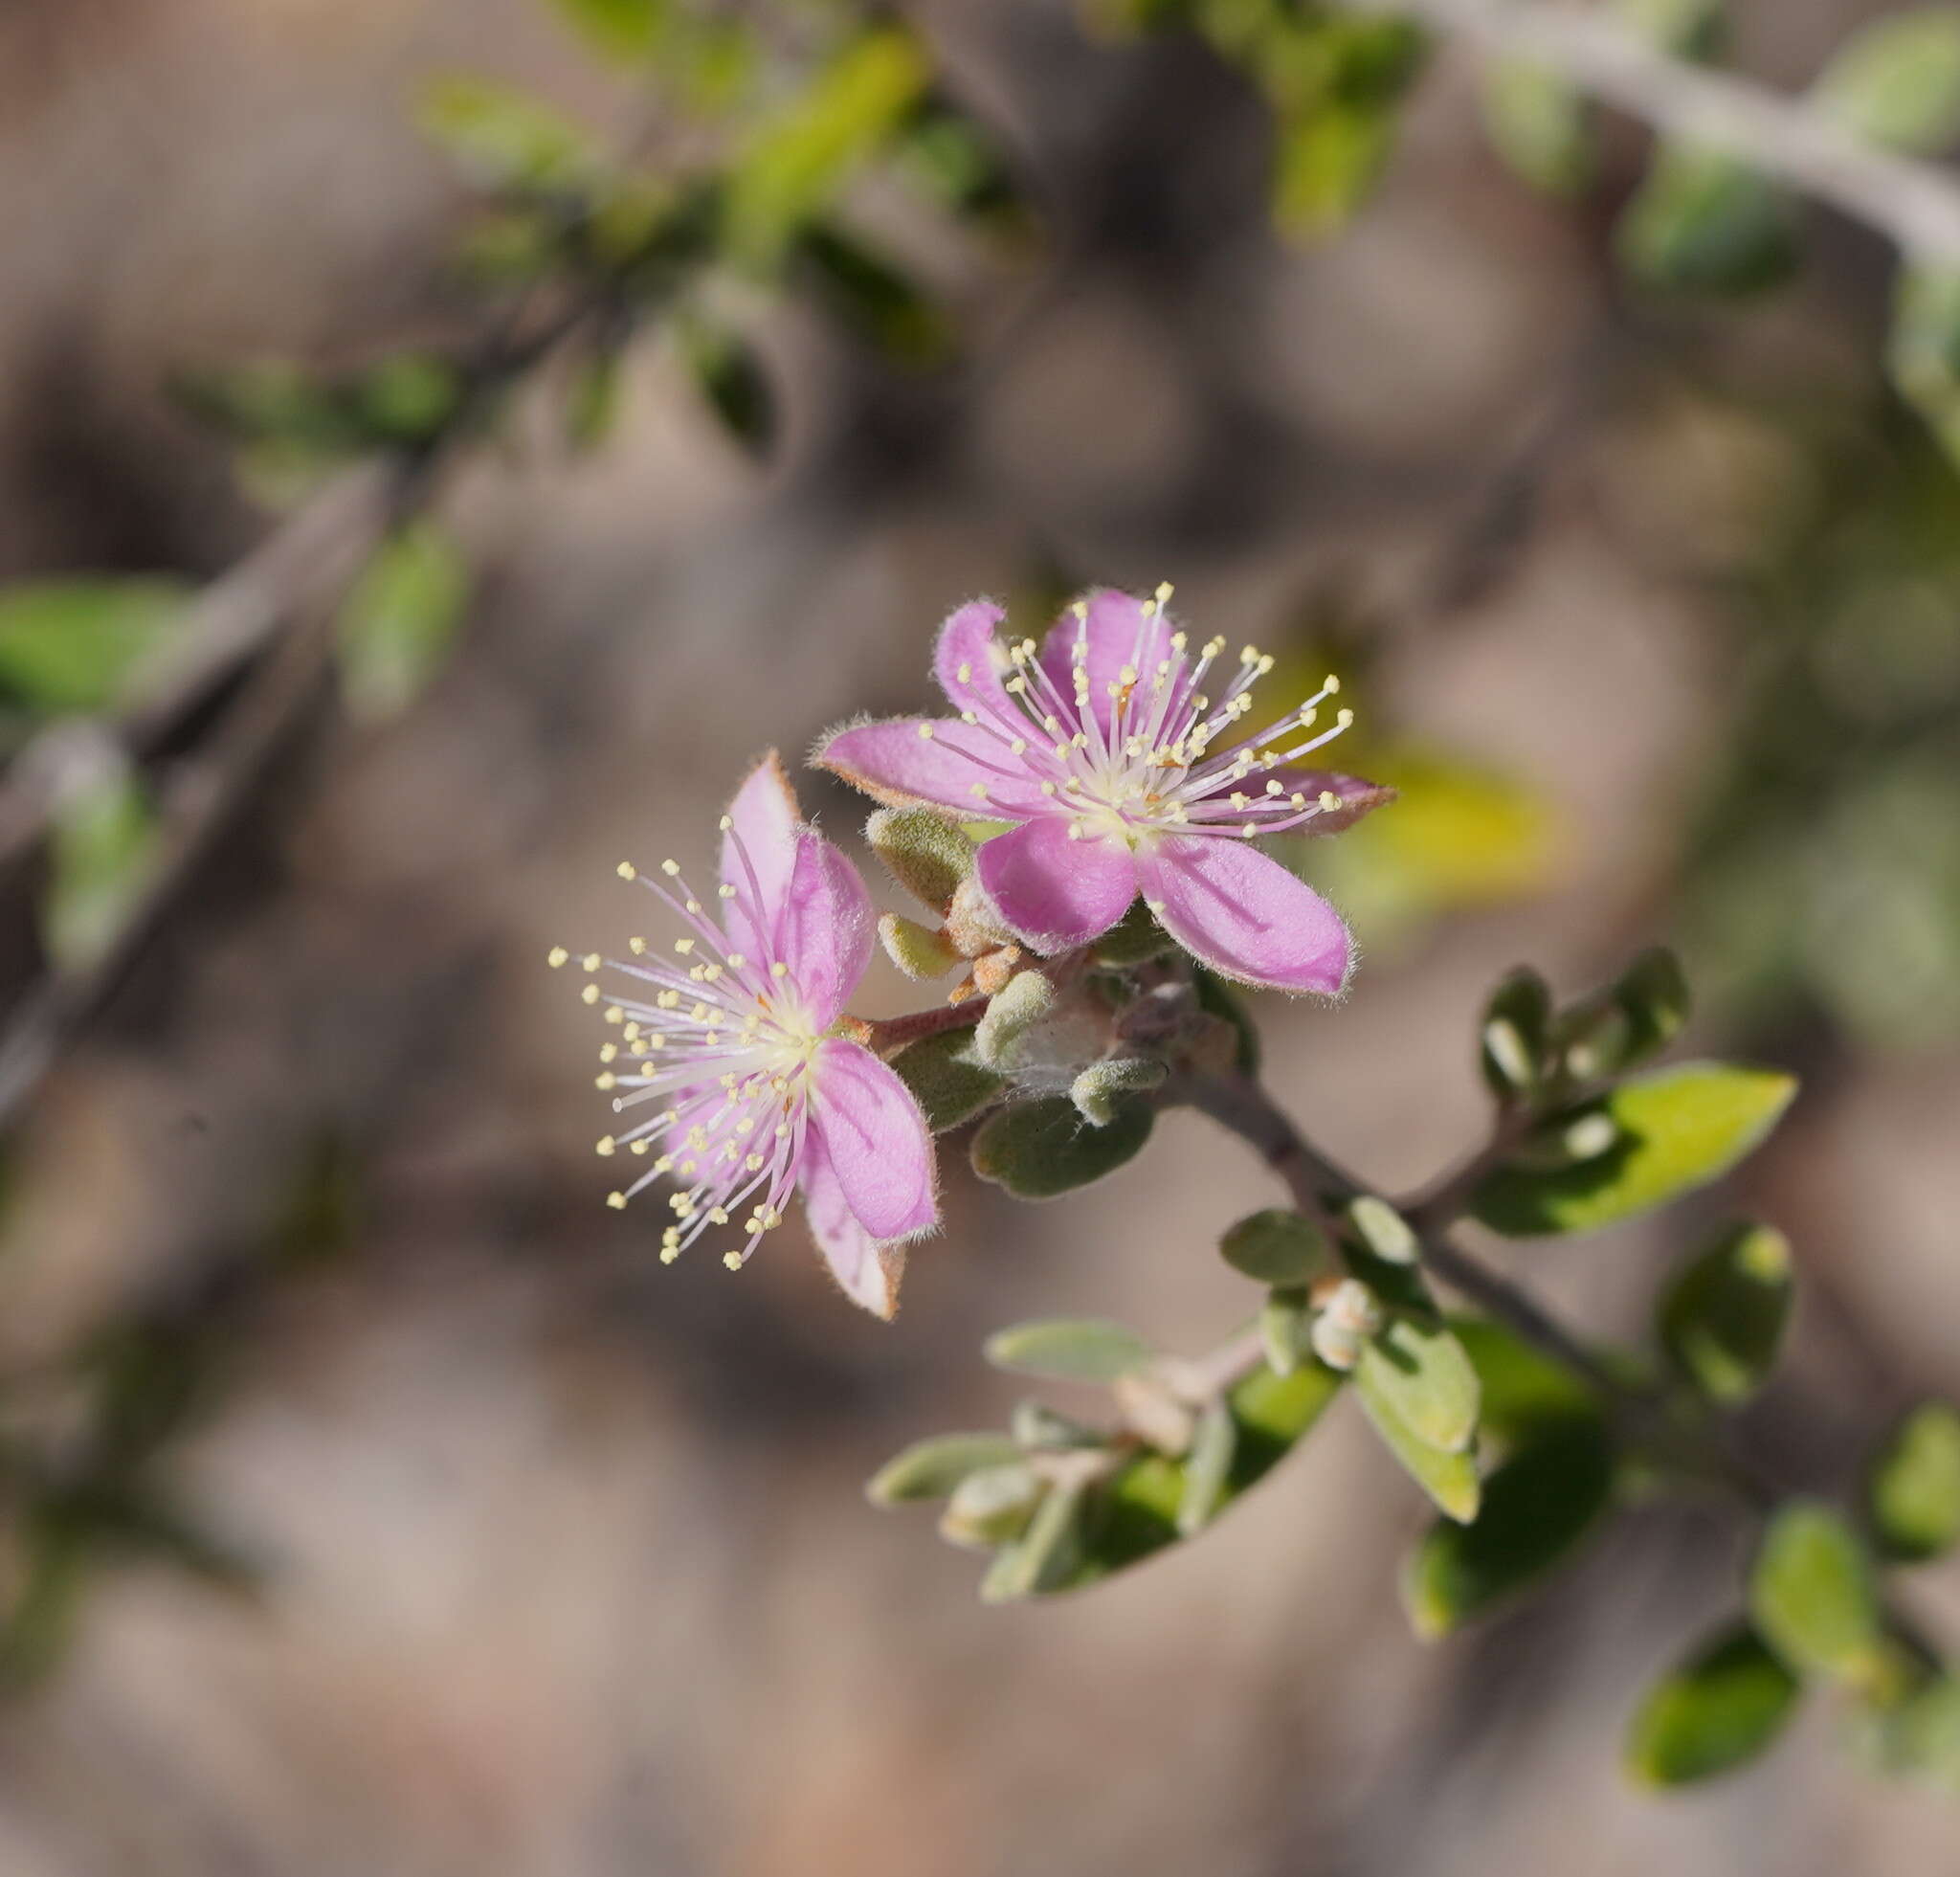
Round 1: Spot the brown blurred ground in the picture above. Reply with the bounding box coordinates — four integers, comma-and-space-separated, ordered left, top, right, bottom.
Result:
0, 1, 1956, 1872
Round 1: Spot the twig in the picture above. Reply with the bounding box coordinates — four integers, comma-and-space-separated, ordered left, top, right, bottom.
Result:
1347, 0, 1960, 261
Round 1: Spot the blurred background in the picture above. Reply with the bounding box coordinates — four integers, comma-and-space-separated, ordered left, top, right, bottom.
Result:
0, 0, 1956, 1869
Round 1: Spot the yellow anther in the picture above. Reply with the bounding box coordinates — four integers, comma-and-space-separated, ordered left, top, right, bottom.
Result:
580, 983, 600, 1006
616, 861, 635, 881
1319, 790, 1340, 811
1324, 674, 1341, 694
674, 938, 695, 955
719, 883, 737, 899
659, 1244, 679, 1264
596, 1137, 616, 1156
546, 946, 569, 969
579, 952, 599, 973
599, 1042, 617, 1062
917, 723, 935, 740
606, 1192, 626, 1210
605, 1006, 624, 1025
1336, 708, 1354, 728
723, 1251, 744, 1270
719, 816, 733, 831
969, 783, 990, 799
957, 661, 972, 682
595, 1072, 616, 1091
631, 1140, 650, 1155
685, 900, 702, 915
770, 961, 790, 979
1239, 645, 1258, 666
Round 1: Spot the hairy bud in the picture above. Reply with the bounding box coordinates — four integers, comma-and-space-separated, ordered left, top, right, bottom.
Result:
866, 809, 975, 915
1070, 1056, 1168, 1127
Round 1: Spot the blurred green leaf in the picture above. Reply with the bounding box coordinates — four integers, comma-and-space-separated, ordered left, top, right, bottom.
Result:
0, 578, 188, 714
679, 321, 777, 456
1272, 99, 1399, 237
1451, 1315, 1596, 1443
1176, 1400, 1238, 1535
1750, 1501, 1884, 1683
548, 0, 666, 62
981, 1478, 1090, 1601
1356, 1375, 1481, 1523
1659, 1220, 1793, 1404
1617, 146, 1797, 297
1815, 9, 1960, 155
565, 347, 624, 450
1220, 1209, 1330, 1285
795, 221, 952, 365
418, 77, 597, 193
867, 1432, 1025, 1505
1259, 1286, 1312, 1375
984, 1318, 1153, 1384
1616, 0, 1726, 60
940, 1462, 1044, 1549
1469, 1061, 1796, 1237
43, 760, 158, 972
970, 1095, 1154, 1199
1556, 946, 1693, 1083
1481, 60, 1593, 196
1480, 965, 1552, 1100
1868, 1403, 1960, 1564
336, 524, 470, 722
1889, 267, 1960, 472
355, 354, 462, 444
1627, 1622, 1802, 1785
1863, 1677, 1960, 1790
1355, 1317, 1481, 1453
1403, 1417, 1615, 1637
889, 1029, 1004, 1133
722, 26, 931, 264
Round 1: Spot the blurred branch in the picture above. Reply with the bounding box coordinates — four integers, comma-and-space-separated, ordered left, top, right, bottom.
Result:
1348, 0, 1960, 259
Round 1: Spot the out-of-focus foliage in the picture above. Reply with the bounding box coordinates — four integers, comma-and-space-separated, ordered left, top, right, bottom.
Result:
0, 580, 189, 719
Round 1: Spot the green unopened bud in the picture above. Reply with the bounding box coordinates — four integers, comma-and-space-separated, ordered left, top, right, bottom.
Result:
973, 969, 1058, 1069
1220, 1209, 1330, 1285
1070, 1055, 1168, 1126
939, 1462, 1043, 1549
866, 808, 975, 915
946, 874, 1014, 956
879, 911, 959, 981
1346, 1195, 1417, 1265
1481, 966, 1551, 1099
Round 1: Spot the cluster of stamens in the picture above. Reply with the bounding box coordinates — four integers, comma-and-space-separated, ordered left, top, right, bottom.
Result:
932, 582, 1355, 845
546, 818, 818, 1270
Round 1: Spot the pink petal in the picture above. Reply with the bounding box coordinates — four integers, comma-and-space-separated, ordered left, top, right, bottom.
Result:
808, 1039, 939, 1242
775, 833, 876, 1028
718, 753, 802, 961
1259, 769, 1397, 836
1036, 588, 1177, 737
933, 598, 1010, 710
974, 816, 1138, 953
800, 1129, 906, 1319
814, 717, 1050, 818
1138, 834, 1352, 994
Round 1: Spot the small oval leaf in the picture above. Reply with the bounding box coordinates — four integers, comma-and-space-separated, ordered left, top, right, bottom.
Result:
1220, 1209, 1331, 1285
970, 1095, 1153, 1200
1469, 1061, 1797, 1238
1355, 1318, 1481, 1453
983, 1318, 1152, 1384
1659, 1220, 1793, 1404
1869, 1402, 1960, 1564
1355, 1376, 1481, 1524
1749, 1501, 1882, 1682
1815, 9, 1960, 155
866, 1432, 1024, 1506
1627, 1622, 1802, 1786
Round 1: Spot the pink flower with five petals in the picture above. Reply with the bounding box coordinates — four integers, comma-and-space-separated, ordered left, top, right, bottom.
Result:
559, 755, 938, 1318
817, 588, 1392, 994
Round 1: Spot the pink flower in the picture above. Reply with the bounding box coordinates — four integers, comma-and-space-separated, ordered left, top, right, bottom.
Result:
816, 588, 1392, 994
554, 755, 938, 1319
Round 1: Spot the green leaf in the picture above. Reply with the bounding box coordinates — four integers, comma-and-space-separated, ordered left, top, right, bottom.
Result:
1659, 1220, 1793, 1404
1480, 965, 1552, 1099
547, 0, 665, 62
888, 1029, 1003, 1133
1176, 1401, 1238, 1536
794, 222, 952, 367
1402, 1418, 1615, 1637
1220, 1209, 1331, 1285
1468, 1061, 1797, 1238
1355, 1318, 1481, 1453
417, 77, 597, 193
722, 27, 931, 264
1557, 946, 1693, 1081
1346, 1194, 1418, 1266
355, 354, 461, 444
0, 578, 188, 714
1616, 0, 1725, 60
866, 1432, 1024, 1505
1890, 266, 1960, 470
1864, 1678, 1960, 1790
865, 808, 974, 913
1481, 60, 1593, 196
1627, 1622, 1802, 1786
940, 1463, 1043, 1549
679, 322, 777, 457
1355, 1377, 1481, 1524
1749, 1502, 1884, 1683
1869, 1403, 1960, 1564
970, 1095, 1153, 1200
336, 524, 470, 722
1451, 1316, 1595, 1443
1028, 1360, 1346, 1594
1272, 99, 1401, 237
1259, 1287, 1312, 1376
1617, 145, 1797, 297
1815, 9, 1960, 155
43, 762, 159, 972
983, 1318, 1153, 1384
980, 1479, 1088, 1602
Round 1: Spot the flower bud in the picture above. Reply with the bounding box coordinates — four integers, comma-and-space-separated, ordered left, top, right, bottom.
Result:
1070, 1055, 1168, 1127
1345, 1195, 1417, 1266
973, 969, 1058, 1069
879, 911, 959, 981
866, 809, 975, 915
938, 1462, 1043, 1549
1310, 1279, 1383, 1372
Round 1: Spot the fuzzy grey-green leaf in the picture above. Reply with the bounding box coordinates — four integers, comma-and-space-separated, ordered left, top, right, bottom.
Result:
888, 1029, 1003, 1133
984, 1317, 1153, 1384
866, 1432, 1023, 1505
1869, 1403, 1960, 1564
1220, 1210, 1330, 1285
970, 1095, 1152, 1199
